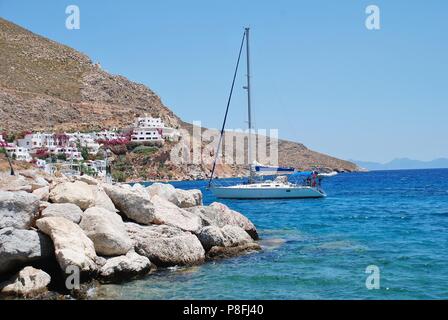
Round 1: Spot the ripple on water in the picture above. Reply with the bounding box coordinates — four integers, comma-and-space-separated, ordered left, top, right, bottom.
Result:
95, 169, 448, 299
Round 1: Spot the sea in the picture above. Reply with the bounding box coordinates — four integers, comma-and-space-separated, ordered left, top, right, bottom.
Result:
95, 169, 448, 299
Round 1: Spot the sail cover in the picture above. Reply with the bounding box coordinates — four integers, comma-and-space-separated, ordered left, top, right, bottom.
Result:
288, 171, 313, 179
251, 162, 295, 176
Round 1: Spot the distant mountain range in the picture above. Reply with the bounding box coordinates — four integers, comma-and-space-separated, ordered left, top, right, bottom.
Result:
351, 158, 448, 171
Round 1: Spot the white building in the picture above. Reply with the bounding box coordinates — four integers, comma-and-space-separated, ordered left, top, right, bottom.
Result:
68, 132, 100, 154
36, 159, 47, 169
5, 145, 32, 162
48, 147, 83, 161
135, 116, 165, 128
92, 130, 119, 141
84, 160, 107, 177
132, 128, 164, 142
17, 133, 68, 150
131, 116, 179, 143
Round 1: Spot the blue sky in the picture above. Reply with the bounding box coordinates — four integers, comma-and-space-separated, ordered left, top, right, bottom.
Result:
1, 0, 447, 162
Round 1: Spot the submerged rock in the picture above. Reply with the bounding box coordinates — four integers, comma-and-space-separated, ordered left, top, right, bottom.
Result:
0, 191, 40, 229
36, 217, 99, 275
80, 207, 133, 256
206, 243, 261, 260
186, 202, 258, 240
0, 228, 53, 274
49, 181, 95, 210
197, 225, 255, 251
99, 250, 151, 282
41, 203, 83, 224
125, 222, 205, 267
0, 266, 51, 297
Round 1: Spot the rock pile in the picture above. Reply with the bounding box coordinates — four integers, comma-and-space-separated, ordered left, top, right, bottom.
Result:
0, 170, 260, 298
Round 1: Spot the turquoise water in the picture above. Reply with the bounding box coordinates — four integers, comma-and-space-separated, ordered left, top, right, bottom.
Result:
97, 169, 448, 299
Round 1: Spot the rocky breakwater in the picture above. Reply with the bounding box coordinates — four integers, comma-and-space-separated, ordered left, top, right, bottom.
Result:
0, 172, 260, 298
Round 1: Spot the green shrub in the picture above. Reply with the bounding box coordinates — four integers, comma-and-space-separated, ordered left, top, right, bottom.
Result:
112, 170, 127, 182
56, 153, 67, 161
81, 147, 89, 160
132, 145, 158, 155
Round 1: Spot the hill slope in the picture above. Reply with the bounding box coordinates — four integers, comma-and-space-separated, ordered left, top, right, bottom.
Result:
0, 18, 358, 178
0, 18, 180, 132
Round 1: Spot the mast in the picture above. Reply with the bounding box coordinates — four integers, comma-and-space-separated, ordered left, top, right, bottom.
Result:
207, 30, 246, 188
244, 27, 254, 183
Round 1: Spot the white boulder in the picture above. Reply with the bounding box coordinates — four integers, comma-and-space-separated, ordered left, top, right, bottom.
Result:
146, 183, 202, 208
74, 175, 98, 185
126, 222, 205, 267
31, 177, 49, 191
49, 181, 95, 210
150, 195, 203, 233
41, 203, 83, 224
175, 189, 202, 208
0, 266, 51, 297
36, 217, 99, 274
80, 207, 133, 256
187, 202, 258, 239
0, 173, 32, 192
0, 228, 53, 274
90, 185, 117, 212
99, 250, 151, 282
0, 191, 39, 229
102, 184, 155, 225
197, 225, 255, 251
32, 186, 50, 202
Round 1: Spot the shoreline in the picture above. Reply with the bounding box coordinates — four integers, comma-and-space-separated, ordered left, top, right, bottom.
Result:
0, 169, 261, 299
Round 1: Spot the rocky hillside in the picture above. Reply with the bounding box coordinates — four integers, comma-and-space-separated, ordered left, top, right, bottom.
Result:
0, 18, 358, 178
0, 18, 180, 132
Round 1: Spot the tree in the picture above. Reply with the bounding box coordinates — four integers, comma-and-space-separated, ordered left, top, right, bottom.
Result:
81, 146, 89, 160
0, 141, 14, 175
57, 153, 67, 161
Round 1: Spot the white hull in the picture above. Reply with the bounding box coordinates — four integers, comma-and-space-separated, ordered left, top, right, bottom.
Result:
211, 184, 326, 199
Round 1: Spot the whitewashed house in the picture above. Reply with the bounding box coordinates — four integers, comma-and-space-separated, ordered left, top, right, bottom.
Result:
68, 132, 100, 155
17, 133, 69, 150
131, 116, 179, 143
48, 146, 83, 161
92, 130, 119, 141
5, 145, 32, 162
36, 158, 46, 168
84, 160, 107, 177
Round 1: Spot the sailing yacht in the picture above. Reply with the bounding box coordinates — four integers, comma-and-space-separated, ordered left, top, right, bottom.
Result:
208, 28, 332, 199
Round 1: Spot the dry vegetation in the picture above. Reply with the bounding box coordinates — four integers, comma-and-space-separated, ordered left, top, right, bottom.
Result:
0, 18, 358, 180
